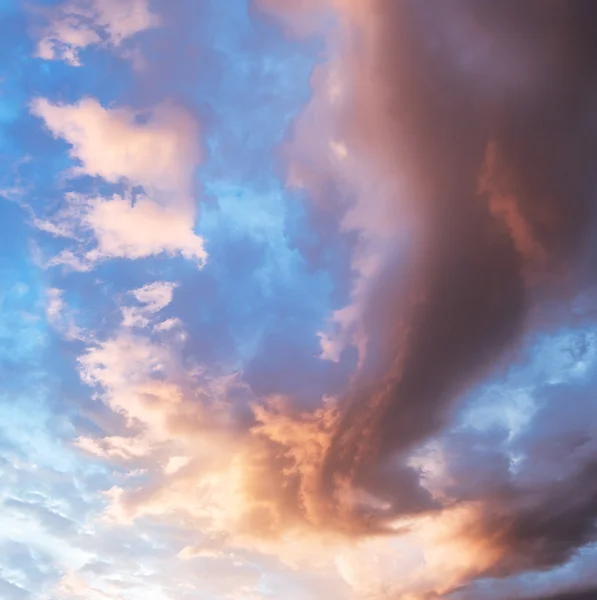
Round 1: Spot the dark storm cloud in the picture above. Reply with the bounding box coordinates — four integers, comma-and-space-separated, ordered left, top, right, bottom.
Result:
315, 0, 597, 526
514, 589, 597, 600
256, 5, 597, 588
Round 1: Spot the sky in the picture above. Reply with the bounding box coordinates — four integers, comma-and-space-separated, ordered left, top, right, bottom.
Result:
1, 1, 597, 599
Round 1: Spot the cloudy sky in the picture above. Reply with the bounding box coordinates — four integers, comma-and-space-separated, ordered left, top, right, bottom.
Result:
2, 1, 597, 599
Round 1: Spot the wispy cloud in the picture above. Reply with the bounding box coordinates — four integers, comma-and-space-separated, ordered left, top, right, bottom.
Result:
34, 0, 160, 66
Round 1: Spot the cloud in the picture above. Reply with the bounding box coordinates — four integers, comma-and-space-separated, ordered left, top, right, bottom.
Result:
30, 98, 200, 195
34, 0, 160, 67
264, 0, 597, 503
69, 289, 373, 571
7, 0, 597, 598
4, 498, 77, 537
85, 195, 205, 264
120, 281, 178, 329
30, 98, 206, 267
45, 288, 86, 340
0, 578, 29, 600
251, 0, 597, 593
54, 570, 120, 600
514, 589, 597, 600
62, 283, 555, 598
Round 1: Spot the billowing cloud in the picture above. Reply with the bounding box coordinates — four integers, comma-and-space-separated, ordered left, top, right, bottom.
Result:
254, 0, 597, 592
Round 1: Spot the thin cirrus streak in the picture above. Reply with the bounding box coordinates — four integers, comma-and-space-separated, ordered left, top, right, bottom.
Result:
1, 1, 597, 599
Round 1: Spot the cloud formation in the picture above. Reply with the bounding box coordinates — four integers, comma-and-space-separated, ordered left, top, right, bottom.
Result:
34, 0, 159, 66
255, 0, 597, 589
31, 98, 206, 267
4, 1, 597, 599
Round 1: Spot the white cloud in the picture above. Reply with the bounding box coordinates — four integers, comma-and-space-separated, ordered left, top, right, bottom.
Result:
35, 0, 160, 67
30, 98, 207, 268
45, 287, 86, 341
121, 281, 178, 328
36, 193, 207, 268
30, 98, 200, 196
83, 194, 206, 265
154, 318, 182, 332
